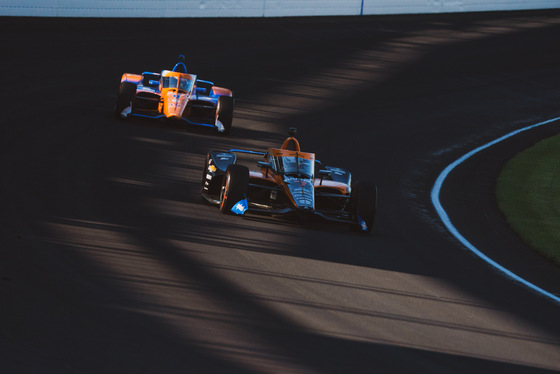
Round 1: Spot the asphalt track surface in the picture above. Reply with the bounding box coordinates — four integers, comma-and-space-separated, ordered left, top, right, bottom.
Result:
2, 11, 560, 374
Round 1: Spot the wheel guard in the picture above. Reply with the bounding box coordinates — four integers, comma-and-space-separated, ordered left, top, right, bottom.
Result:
358, 216, 368, 231
231, 196, 248, 215
120, 105, 132, 118
215, 118, 225, 133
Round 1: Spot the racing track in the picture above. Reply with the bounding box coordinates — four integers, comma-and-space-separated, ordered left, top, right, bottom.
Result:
2, 11, 560, 374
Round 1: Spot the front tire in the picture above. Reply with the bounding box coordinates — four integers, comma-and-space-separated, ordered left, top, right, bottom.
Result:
219, 164, 249, 214
114, 81, 136, 120
350, 180, 377, 233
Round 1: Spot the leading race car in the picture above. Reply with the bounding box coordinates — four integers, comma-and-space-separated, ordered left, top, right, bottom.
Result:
115, 55, 234, 134
200, 128, 377, 232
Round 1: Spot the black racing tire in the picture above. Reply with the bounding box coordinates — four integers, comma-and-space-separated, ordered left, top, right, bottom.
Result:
216, 96, 234, 135
350, 180, 377, 233
219, 164, 249, 214
114, 81, 137, 120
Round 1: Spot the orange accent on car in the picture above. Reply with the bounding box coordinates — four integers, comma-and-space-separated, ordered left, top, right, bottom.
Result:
267, 148, 314, 161
159, 70, 196, 119
212, 86, 233, 97
121, 73, 142, 83
314, 179, 350, 194
280, 137, 300, 151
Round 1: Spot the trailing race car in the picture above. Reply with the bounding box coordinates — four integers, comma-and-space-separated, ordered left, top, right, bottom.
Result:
115, 55, 234, 134
200, 128, 377, 232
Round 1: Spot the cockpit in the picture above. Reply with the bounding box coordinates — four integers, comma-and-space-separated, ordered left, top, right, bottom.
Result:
271, 155, 314, 179
267, 147, 315, 179
162, 75, 195, 93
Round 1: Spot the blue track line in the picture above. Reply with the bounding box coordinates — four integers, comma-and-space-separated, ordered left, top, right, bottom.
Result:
431, 116, 560, 305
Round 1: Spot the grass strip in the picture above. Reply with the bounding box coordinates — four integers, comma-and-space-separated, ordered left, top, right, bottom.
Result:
496, 133, 560, 267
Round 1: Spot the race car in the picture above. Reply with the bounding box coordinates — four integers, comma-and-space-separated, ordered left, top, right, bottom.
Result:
200, 128, 377, 232
114, 55, 234, 134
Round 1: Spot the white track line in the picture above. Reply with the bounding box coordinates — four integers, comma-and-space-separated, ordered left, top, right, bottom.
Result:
431, 116, 560, 304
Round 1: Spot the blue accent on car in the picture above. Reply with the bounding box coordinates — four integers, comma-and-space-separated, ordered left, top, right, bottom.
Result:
228, 149, 266, 156
182, 118, 216, 128
358, 216, 368, 231
231, 197, 248, 215
132, 113, 166, 119
172, 62, 187, 73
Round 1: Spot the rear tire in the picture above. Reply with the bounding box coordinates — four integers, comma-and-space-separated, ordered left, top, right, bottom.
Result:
219, 164, 249, 214
350, 180, 377, 233
114, 82, 136, 120
216, 96, 234, 135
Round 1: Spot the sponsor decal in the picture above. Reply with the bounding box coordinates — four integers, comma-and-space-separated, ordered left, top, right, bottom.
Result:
208, 165, 216, 173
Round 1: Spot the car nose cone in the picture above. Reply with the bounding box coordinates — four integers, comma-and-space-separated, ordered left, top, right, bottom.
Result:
285, 178, 314, 210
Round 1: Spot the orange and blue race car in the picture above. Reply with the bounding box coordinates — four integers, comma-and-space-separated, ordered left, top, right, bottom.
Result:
200, 128, 378, 232
115, 55, 234, 134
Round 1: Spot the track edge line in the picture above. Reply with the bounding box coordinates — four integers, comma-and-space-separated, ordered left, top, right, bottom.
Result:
430, 116, 560, 305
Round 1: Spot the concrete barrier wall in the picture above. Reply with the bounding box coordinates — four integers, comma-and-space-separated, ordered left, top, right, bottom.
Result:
1, 0, 559, 17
